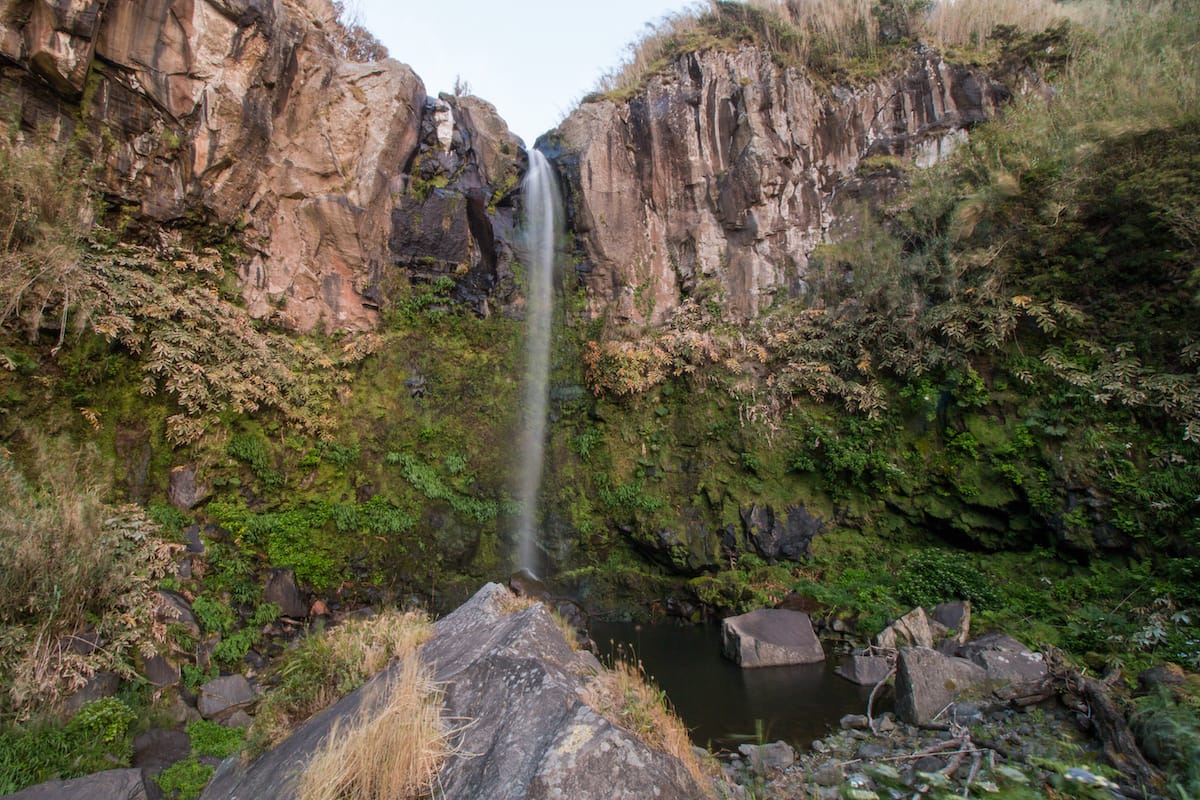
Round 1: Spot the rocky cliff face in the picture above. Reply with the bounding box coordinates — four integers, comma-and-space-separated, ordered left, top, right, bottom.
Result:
0, 0, 523, 332
546, 47, 1006, 327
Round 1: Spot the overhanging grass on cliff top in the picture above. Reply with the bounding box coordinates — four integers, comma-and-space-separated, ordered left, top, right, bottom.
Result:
590, 0, 1126, 99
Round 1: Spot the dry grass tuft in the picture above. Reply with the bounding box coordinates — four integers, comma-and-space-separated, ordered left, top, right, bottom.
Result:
925, 0, 1112, 48
590, 0, 1119, 101
248, 610, 431, 755
582, 657, 712, 788
297, 656, 447, 800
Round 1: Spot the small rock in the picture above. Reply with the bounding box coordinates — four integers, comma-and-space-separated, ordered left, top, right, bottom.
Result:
223, 709, 254, 729
837, 655, 892, 686
169, 464, 208, 510
309, 599, 330, 617
1138, 663, 1186, 693
855, 742, 889, 760
183, 524, 205, 554
930, 601, 971, 644
947, 701, 985, 724
156, 590, 200, 638
813, 760, 843, 787
157, 688, 202, 726
875, 715, 896, 733
144, 653, 181, 687
875, 607, 935, 651
737, 740, 796, 772
198, 674, 255, 721
133, 728, 191, 771
840, 714, 871, 730
864, 763, 902, 784
722, 609, 825, 667
913, 756, 946, 773
0, 768, 149, 800
63, 672, 121, 715
895, 647, 988, 726
265, 568, 307, 618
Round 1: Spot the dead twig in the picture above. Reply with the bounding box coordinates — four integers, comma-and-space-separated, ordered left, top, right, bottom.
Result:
866, 666, 896, 734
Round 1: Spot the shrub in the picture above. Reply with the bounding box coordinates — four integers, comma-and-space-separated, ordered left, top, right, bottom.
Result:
897, 549, 1000, 610
155, 756, 213, 800
0, 126, 91, 341
227, 433, 283, 489
186, 718, 245, 759
0, 697, 137, 793
1132, 687, 1200, 799
0, 435, 177, 714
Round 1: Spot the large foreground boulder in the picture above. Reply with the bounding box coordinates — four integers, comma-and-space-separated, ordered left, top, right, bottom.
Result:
722, 609, 825, 667
201, 583, 708, 800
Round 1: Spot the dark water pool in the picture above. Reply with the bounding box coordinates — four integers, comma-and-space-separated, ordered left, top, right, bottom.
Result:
591, 620, 878, 752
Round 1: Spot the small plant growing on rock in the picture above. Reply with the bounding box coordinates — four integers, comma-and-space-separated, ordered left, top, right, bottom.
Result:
582, 656, 712, 787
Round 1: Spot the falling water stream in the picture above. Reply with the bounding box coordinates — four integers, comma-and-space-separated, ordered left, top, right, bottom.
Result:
515, 149, 561, 574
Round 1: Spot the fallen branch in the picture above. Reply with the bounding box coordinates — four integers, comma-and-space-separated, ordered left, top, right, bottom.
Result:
867, 666, 896, 734
1046, 647, 1164, 795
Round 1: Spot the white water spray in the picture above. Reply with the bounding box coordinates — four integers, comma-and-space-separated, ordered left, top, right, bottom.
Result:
515, 149, 561, 574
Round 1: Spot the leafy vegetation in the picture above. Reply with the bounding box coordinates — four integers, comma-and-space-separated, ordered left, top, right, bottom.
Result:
0, 697, 137, 792
153, 720, 246, 800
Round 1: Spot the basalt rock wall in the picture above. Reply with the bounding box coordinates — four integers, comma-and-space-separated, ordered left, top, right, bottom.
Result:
546, 47, 1006, 327
0, 0, 523, 332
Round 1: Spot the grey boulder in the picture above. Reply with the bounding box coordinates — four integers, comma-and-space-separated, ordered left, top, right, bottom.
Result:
201, 583, 708, 800
0, 769, 147, 800
895, 647, 988, 726
836, 654, 892, 685
722, 608, 825, 667
198, 675, 255, 721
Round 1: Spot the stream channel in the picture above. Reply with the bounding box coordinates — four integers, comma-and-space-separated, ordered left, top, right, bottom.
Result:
591, 621, 882, 752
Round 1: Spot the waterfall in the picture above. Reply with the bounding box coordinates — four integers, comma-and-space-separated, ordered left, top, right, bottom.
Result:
515, 148, 561, 575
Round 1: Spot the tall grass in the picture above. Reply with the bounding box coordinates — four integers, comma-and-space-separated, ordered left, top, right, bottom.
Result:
0, 433, 176, 715
594, 4, 713, 98
591, 0, 1119, 100
298, 657, 447, 800
0, 126, 92, 343
247, 610, 431, 755
925, 0, 1112, 48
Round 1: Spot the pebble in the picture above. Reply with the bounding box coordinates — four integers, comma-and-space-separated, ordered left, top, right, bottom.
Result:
856, 742, 890, 760
813, 761, 844, 787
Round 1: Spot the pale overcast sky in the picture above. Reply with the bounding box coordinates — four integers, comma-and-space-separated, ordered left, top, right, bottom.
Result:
354, 0, 702, 145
